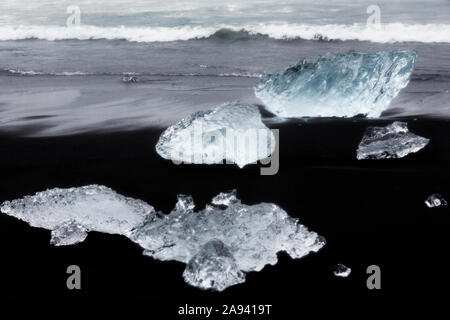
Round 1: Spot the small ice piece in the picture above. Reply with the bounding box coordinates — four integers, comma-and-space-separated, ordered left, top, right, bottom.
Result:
50, 221, 88, 246
175, 194, 195, 213
122, 76, 138, 83
211, 190, 238, 207
155, 102, 276, 168
1, 186, 324, 291
425, 194, 447, 208
0, 185, 156, 243
255, 50, 416, 118
332, 264, 351, 278
182, 239, 246, 291
356, 122, 429, 160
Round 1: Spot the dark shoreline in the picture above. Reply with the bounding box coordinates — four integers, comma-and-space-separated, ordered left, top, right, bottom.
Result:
0, 117, 449, 302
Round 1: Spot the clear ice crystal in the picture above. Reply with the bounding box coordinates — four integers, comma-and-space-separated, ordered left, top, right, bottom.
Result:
211, 190, 238, 207
425, 194, 447, 208
155, 102, 276, 168
131, 191, 325, 274
356, 121, 429, 160
1, 185, 324, 291
50, 221, 88, 246
182, 239, 246, 291
255, 50, 417, 118
332, 264, 351, 278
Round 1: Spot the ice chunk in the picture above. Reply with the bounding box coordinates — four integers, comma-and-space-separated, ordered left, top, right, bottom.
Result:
155, 102, 276, 168
131, 191, 325, 274
211, 190, 238, 207
255, 50, 416, 118
1, 186, 324, 291
121, 76, 138, 83
50, 221, 88, 246
0, 185, 156, 242
182, 239, 245, 291
175, 194, 195, 212
332, 264, 351, 278
356, 122, 429, 160
425, 194, 447, 208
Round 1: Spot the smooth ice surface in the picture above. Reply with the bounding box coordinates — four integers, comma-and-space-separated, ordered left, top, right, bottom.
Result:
332, 264, 351, 278
155, 102, 276, 168
0, 185, 156, 244
425, 194, 447, 208
1, 186, 324, 291
356, 122, 429, 160
255, 50, 417, 118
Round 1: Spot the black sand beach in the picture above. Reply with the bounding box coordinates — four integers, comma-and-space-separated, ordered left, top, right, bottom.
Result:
1, 0, 450, 307
0, 118, 449, 304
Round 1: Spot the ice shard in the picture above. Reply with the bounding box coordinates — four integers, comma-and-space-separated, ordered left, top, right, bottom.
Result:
1, 186, 324, 291
50, 221, 88, 246
155, 102, 276, 168
182, 239, 246, 292
255, 50, 417, 118
356, 121, 429, 160
121, 76, 138, 83
332, 264, 351, 278
0, 185, 156, 245
425, 194, 447, 208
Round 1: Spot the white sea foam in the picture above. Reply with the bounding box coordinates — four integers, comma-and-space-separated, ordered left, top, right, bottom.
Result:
246, 23, 450, 43
8, 69, 93, 76
0, 25, 217, 42
5, 68, 260, 78
0, 23, 450, 43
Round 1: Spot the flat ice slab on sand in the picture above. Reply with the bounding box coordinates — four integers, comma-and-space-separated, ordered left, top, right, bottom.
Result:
356, 121, 429, 160
255, 50, 416, 118
0, 185, 155, 245
1, 186, 324, 291
155, 102, 276, 168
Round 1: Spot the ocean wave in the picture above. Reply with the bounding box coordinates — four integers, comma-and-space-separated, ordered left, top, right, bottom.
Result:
209, 28, 266, 40
1, 23, 450, 43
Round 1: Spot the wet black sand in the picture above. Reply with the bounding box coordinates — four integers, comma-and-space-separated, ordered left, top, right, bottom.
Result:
0, 118, 449, 306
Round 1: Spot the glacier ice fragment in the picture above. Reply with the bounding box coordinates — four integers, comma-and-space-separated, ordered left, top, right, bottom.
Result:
356, 122, 429, 160
211, 189, 238, 207
182, 239, 245, 292
425, 194, 447, 208
131, 190, 325, 274
121, 76, 138, 83
332, 264, 351, 278
155, 102, 276, 168
0, 185, 156, 242
255, 50, 417, 118
1, 186, 324, 291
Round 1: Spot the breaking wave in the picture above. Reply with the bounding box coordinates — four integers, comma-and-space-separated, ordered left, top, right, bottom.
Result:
0, 23, 450, 43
